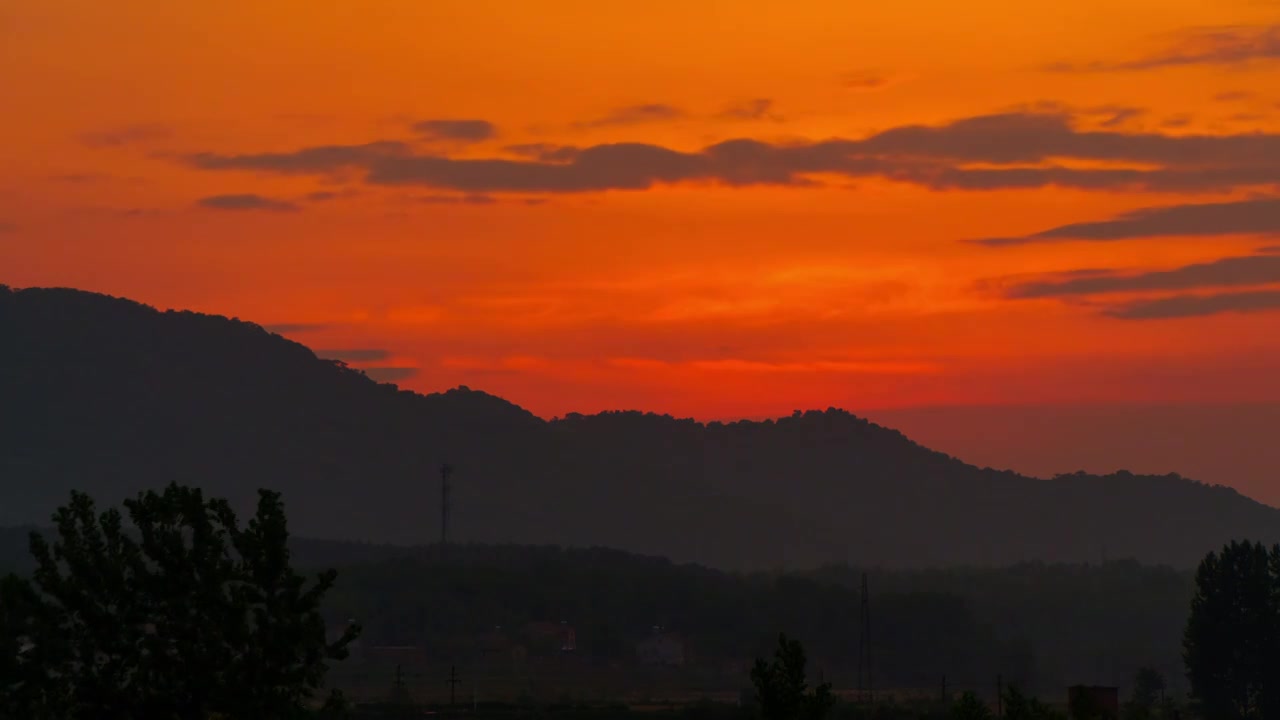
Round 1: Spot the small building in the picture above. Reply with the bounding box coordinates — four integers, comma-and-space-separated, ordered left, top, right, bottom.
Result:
636, 630, 686, 667
521, 621, 576, 653
1068, 685, 1119, 719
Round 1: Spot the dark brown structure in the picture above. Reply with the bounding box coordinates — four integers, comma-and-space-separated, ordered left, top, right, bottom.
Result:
1068, 685, 1119, 719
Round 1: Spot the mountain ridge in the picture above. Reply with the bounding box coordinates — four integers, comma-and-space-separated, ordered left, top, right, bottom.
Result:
2, 283, 1275, 569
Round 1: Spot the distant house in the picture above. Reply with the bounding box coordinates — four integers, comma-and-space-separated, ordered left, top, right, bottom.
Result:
478, 625, 529, 663
1068, 685, 1119, 719
636, 629, 685, 667
478, 626, 512, 654
521, 621, 576, 653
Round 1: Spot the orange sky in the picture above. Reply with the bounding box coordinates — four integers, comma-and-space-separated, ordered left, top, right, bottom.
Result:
3, 0, 1280, 428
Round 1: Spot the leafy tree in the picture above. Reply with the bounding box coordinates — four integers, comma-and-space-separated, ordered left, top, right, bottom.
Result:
0, 484, 359, 719
953, 691, 992, 720
750, 633, 834, 720
1183, 540, 1280, 720
1123, 667, 1165, 720
1004, 684, 1062, 720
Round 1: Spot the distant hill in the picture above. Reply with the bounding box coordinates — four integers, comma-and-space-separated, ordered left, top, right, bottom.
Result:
2, 284, 1277, 569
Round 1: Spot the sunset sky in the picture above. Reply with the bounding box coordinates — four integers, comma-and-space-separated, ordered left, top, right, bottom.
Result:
4, 1, 1280, 496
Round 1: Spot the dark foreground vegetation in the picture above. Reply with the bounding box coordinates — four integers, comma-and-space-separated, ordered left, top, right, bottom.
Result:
7, 485, 1280, 719
314, 545, 1190, 702
2, 527, 1194, 702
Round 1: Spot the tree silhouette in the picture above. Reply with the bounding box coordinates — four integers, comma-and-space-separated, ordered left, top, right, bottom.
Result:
1004, 684, 1062, 720
750, 633, 834, 720
1124, 667, 1165, 719
953, 691, 992, 720
0, 484, 358, 719
1183, 540, 1280, 720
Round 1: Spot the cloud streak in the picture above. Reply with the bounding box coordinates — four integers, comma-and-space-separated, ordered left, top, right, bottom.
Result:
1007, 254, 1280, 298
841, 70, 894, 90
80, 124, 171, 148
974, 198, 1280, 246
1213, 90, 1255, 102
1106, 290, 1280, 319
418, 193, 498, 204
181, 111, 1280, 195
1050, 24, 1280, 71
717, 98, 782, 121
578, 103, 686, 127
502, 143, 581, 161
197, 194, 300, 212
411, 119, 496, 142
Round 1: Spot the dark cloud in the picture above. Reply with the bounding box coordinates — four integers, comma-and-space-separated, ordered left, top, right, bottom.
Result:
841, 70, 893, 90
316, 348, 391, 362
49, 173, 148, 185
304, 189, 358, 202
80, 124, 171, 148
972, 197, 1280, 246
1214, 90, 1256, 102
411, 119, 496, 142
418, 194, 498, 204
264, 323, 330, 334
1007, 254, 1280, 298
1096, 106, 1146, 128
197, 194, 300, 212
717, 98, 782, 121
1259, 245, 1280, 254
1161, 114, 1194, 128
503, 143, 581, 161
181, 111, 1280, 194
1050, 25, 1280, 71
0, 221, 16, 233
1105, 290, 1280, 319
187, 141, 411, 174
362, 367, 419, 383
579, 104, 685, 127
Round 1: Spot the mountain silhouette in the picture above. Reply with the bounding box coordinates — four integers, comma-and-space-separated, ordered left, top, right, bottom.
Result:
2, 284, 1276, 569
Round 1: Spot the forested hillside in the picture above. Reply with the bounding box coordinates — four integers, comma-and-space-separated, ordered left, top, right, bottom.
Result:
3, 284, 1276, 568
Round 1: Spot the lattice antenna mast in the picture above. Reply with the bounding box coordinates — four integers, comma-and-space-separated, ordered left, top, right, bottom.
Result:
440, 463, 454, 546
857, 572, 874, 702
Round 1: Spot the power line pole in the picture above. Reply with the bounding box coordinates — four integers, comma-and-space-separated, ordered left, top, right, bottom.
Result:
448, 664, 461, 709
440, 463, 454, 546
857, 572, 873, 704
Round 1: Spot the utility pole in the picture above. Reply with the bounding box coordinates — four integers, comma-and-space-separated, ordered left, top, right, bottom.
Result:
440, 463, 454, 546
857, 572, 873, 704
941, 675, 947, 705
448, 664, 460, 709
